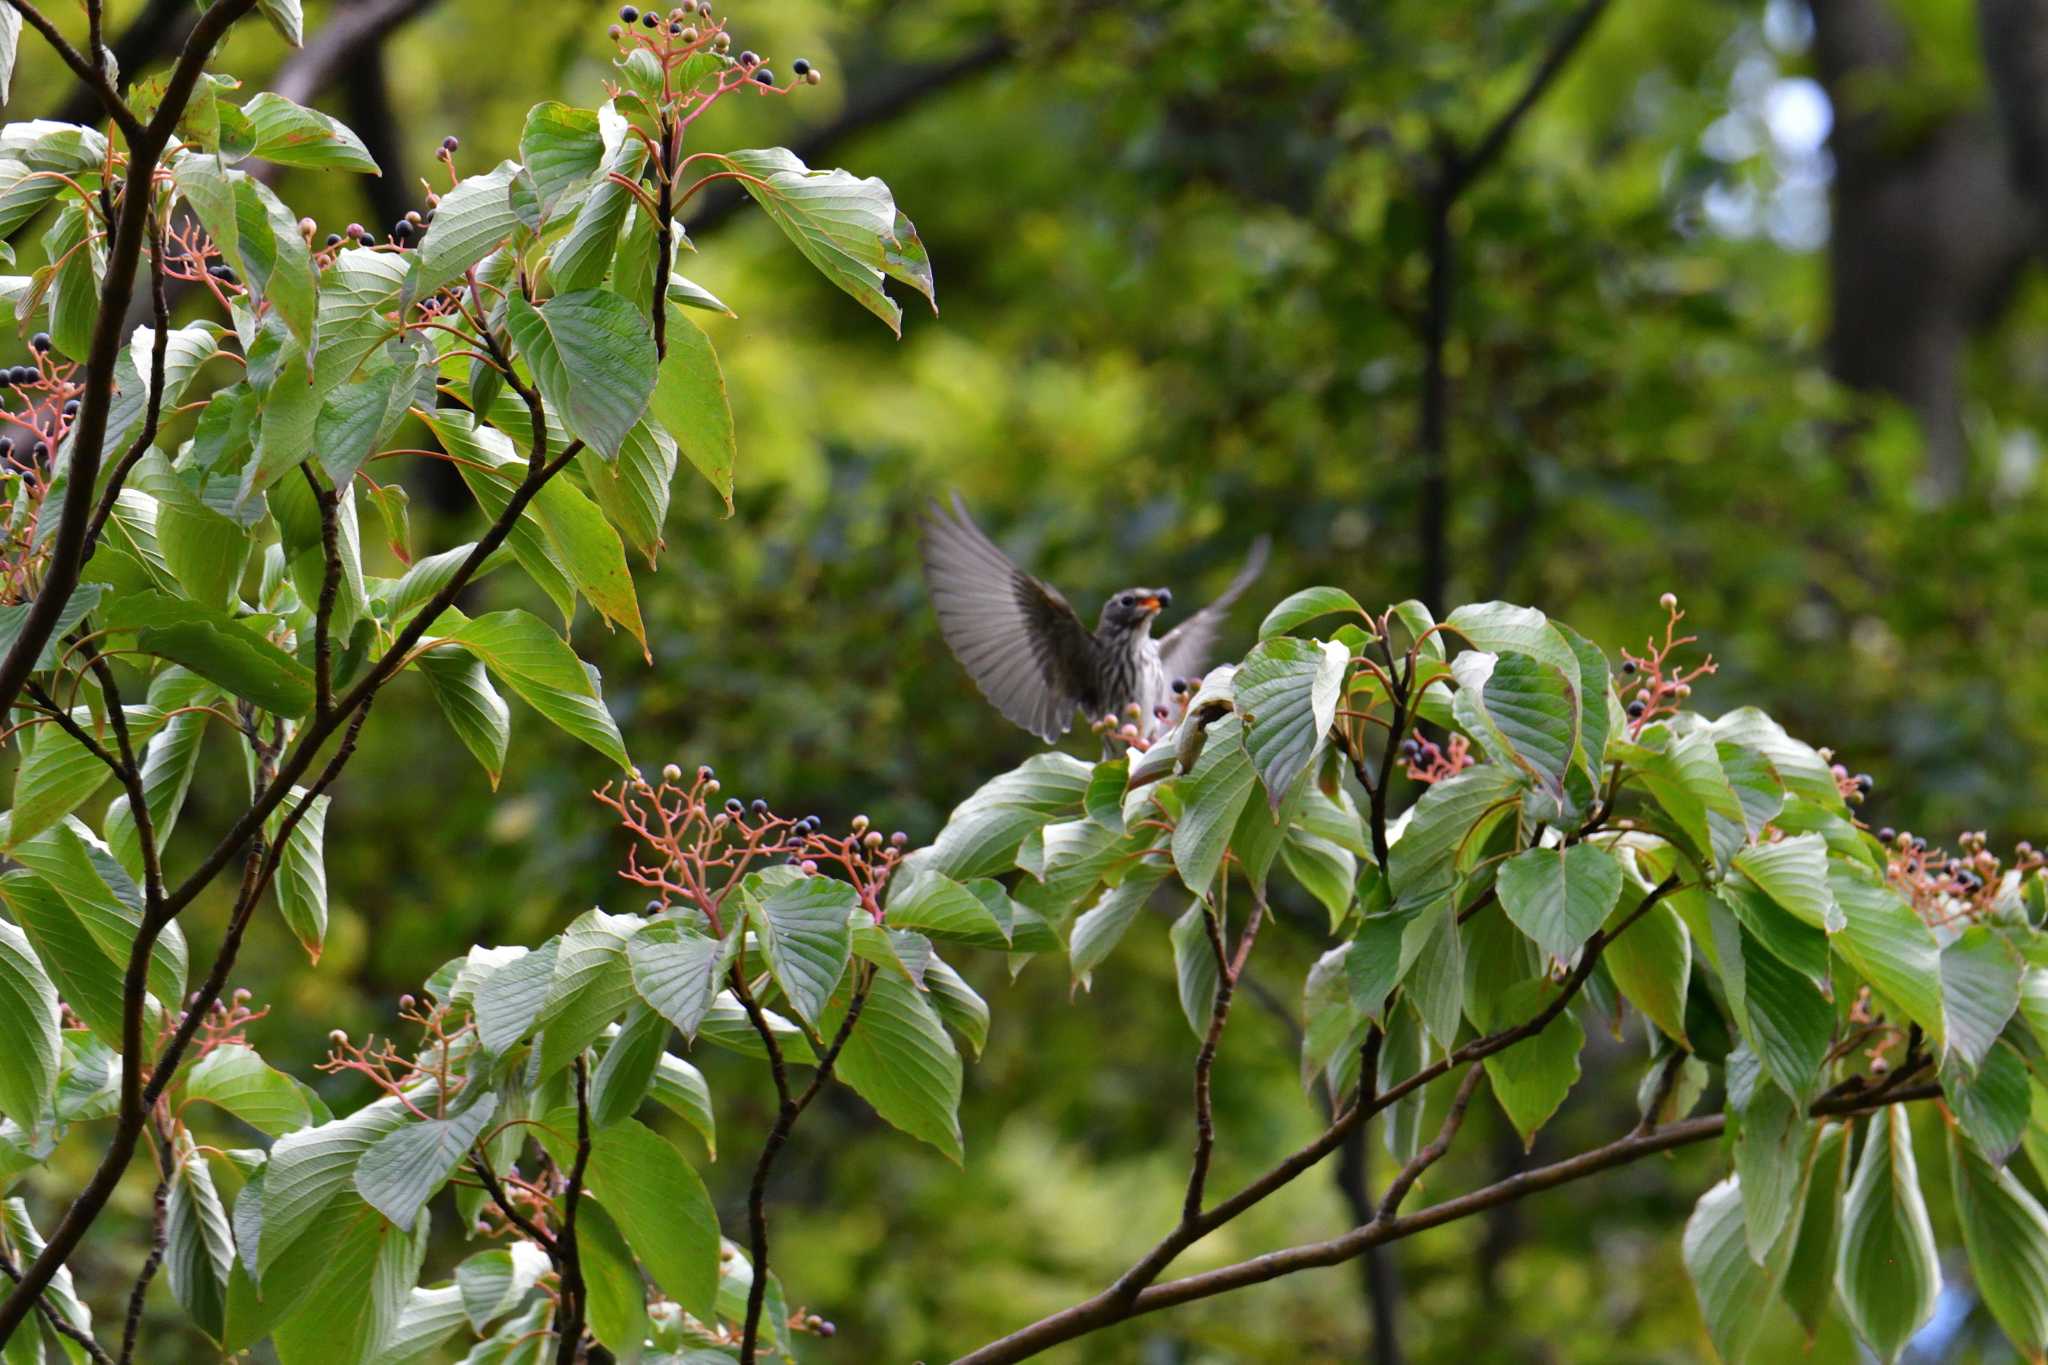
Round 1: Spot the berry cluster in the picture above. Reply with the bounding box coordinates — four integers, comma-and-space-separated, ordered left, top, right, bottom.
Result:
596, 763, 909, 929
1619, 593, 1717, 732
1877, 826, 2046, 929
1398, 732, 1474, 784
0, 333, 79, 491
603, 1, 823, 123
318, 992, 472, 1122
158, 987, 270, 1062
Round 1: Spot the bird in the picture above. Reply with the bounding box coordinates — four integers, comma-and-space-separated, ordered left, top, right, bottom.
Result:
919, 493, 1270, 743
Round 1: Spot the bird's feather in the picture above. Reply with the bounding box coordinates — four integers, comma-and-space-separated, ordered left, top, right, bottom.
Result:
1159, 534, 1271, 682
919, 495, 1096, 741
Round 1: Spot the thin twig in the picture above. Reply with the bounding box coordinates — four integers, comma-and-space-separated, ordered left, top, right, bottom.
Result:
552, 1056, 592, 1365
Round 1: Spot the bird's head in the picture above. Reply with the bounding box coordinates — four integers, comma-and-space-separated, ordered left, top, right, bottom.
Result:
1100, 587, 1172, 635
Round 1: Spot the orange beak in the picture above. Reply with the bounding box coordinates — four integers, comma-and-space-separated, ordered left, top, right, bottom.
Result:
1137, 595, 1164, 613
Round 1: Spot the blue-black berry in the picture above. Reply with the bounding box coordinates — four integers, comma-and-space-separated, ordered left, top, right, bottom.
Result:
28, 332, 49, 352
725, 797, 743, 815
619, 5, 637, 20
792, 57, 811, 76
753, 67, 775, 84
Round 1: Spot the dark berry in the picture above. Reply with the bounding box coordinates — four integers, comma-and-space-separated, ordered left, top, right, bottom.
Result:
619, 4, 637, 20
28, 332, 49, 352
697, 765, 713, 780
724, 797, 743, 815
645, 900, 665, 915
31, 442, 45, 460
641, 9, 658, 24
442, 135, 460, 153
1854, 773, 1873, 794
750, 798, 768, 815
738, 49, 757, 65
0, 436, 12, 461
1878, 827, 1895, 843
670, 20, 683, 32
1626, 700, 1646, 718
753, 67, 774, 84
1620, 659, 1638, 675
324, 232, 342, 247
61, 399, 77, 416
392, 220, 413, 242
1170, 678, 1188, 694
792, 57, 811, 75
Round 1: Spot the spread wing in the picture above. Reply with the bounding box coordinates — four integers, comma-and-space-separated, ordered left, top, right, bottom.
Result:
1159, 534, 1272, 682
920, 494, 1097, 742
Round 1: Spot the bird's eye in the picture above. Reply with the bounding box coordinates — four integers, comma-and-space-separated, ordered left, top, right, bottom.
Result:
1119, 594, 1135, 607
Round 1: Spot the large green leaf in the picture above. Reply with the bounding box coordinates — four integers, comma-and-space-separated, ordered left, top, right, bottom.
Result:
243, 92, 377, 172
722, 147, 934, 334
409, 161, 520, 299
1169, 901, 1221, 1042
430, 608, 628, 769
883, 870, 1011, 947
1385, 763, 1524, 902
534, 909, 643, 1076
1067, 862, 1169, 987
101, 591, 313, 717
471, 941, 557, 1056
1462, 650, 1578, 811
503, 289, 655, 461
1443, 601, 1578, 675
577, 1199, 648, 1354
1233, 636, 1348, 810
0, 869, 127, 1048
354, 1095, 499, 1228
416, 646, 510, 789
8, 821, 186, 1012
1942, 926, 2023, 1073
1170, 713, 1257, 895
1602, 883, 1690, 1044
826, 969, 963, 1163
626, 918, 736, 1042
1496, 841, 1623, 963
1257, 586, 1368, 640
1732, 835, 1839, 932
0, 918, 57, 1132
1479, 977, 1583, 1146
1712, 902, 1833, 1103
517, 101, 603, 218
1941, 1040, 2032, 1166
535, 1114, 719, 1320
740, 867, 855, 1033
1829, 864, 1944, 1047
648, 305, 736, 512
1733, 1079, 1806, 1263
1683, 1175, 1796, 1364
1781, 1122, 1849, 1340
1836, 1105, 1940, 1363
922, 753, 1091, 879
265, 787, 329, 961
1951, 1125, 2048, 1359
165, 1131, 235, 1342
180, 1043, 312, 1137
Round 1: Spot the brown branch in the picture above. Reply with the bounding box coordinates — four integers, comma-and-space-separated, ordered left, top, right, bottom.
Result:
85, 214, 170, 557
956, 1083, 1943, 1362
552, 1055, 592, 1365
739, 967, 875, 1365
1376, 1063, 1484, 1219
0, 0, 258, 736
116, 1135, 170, 1365
307, 466, 343, 721
0, 1247, 112, 1365
470, 1153, 559, 1259
5, 0, 141, 138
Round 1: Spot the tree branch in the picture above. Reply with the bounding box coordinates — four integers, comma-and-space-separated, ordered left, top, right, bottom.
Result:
552, 1055, 592, 1365
0, 1247, 111, 1365
5, 0, 141, 138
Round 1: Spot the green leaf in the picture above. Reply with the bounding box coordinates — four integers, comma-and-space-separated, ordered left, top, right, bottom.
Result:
1171, 713, 1256, 895
180, 1043, 311, 1137
0, 918, 57, 1132
648, 305, 736, 512
534, 909, 643, 1076
1280, 828, 1358, 929
1941, 1040, 2032, 1166
1444, 601, 1578, 675
0, 870, 126, 1048
1405, 900, 1467, 1049
1386, 763, 1524, 903
828, 969, 963, 1162
627, 918, 736, 1041
884, 870, 1011, 947
1732, 835, 1839, 932
101, 590, 313, 716
165, 1132, 235, 1342
504, 289, 655, 461
647, 1052, 717, 1156
1479, 977, 1583, 1146
354, 1095, 499, 1228
1943, 925, 2023, 1073
553, 137, 646, 293
577, 1200, 648, 1354
517, 102, 603, 218
258, 1097, 413, 1284
255, 0, 303, 45
582, 423, 675, 567
264, 787, 329, 961
417, 647, 510, 789
10, 715, 118, 849
1710, 708, 1846, 810
382, 1286, 470, 1365
1168, 901, 1219, 1041
430, 608, 628, 769
8, 821, 186, 1012
1830, 864, 1944, 1048
1235, 636, 1348, 811
410, 161, 520, 299
1683, 1175, 1796, 1364
472, 942, 557, 1055
1733, 1079, 1806, 1263
1458, 650, 1578, 812
1602, 884, 1690, 1044
1836, 1106, 1940, 1363
1256, 586, 1368, 640
455, 1243, 549, 1333
243, 92, 377, 172
591, 1005, 667, 1128
1782, 1122, 1850, 1341
722, 147, 934, 334
536, 1114, 719, 1320
741, 868, 855, 1033
0, 581, 101, 671
1067, 862, 1169, 987
922, 753, 1091, 880
1951, 1124, 2048, 1359
1496, 842, 1623, 963
1713, 901, 1834, 1103
0, 10, 20, 107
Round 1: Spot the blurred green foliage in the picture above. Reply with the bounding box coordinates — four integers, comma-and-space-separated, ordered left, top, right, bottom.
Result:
7, 0, 2047, 1359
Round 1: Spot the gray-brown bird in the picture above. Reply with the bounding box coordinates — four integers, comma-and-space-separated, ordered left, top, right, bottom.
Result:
920, 494, 1270, 743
